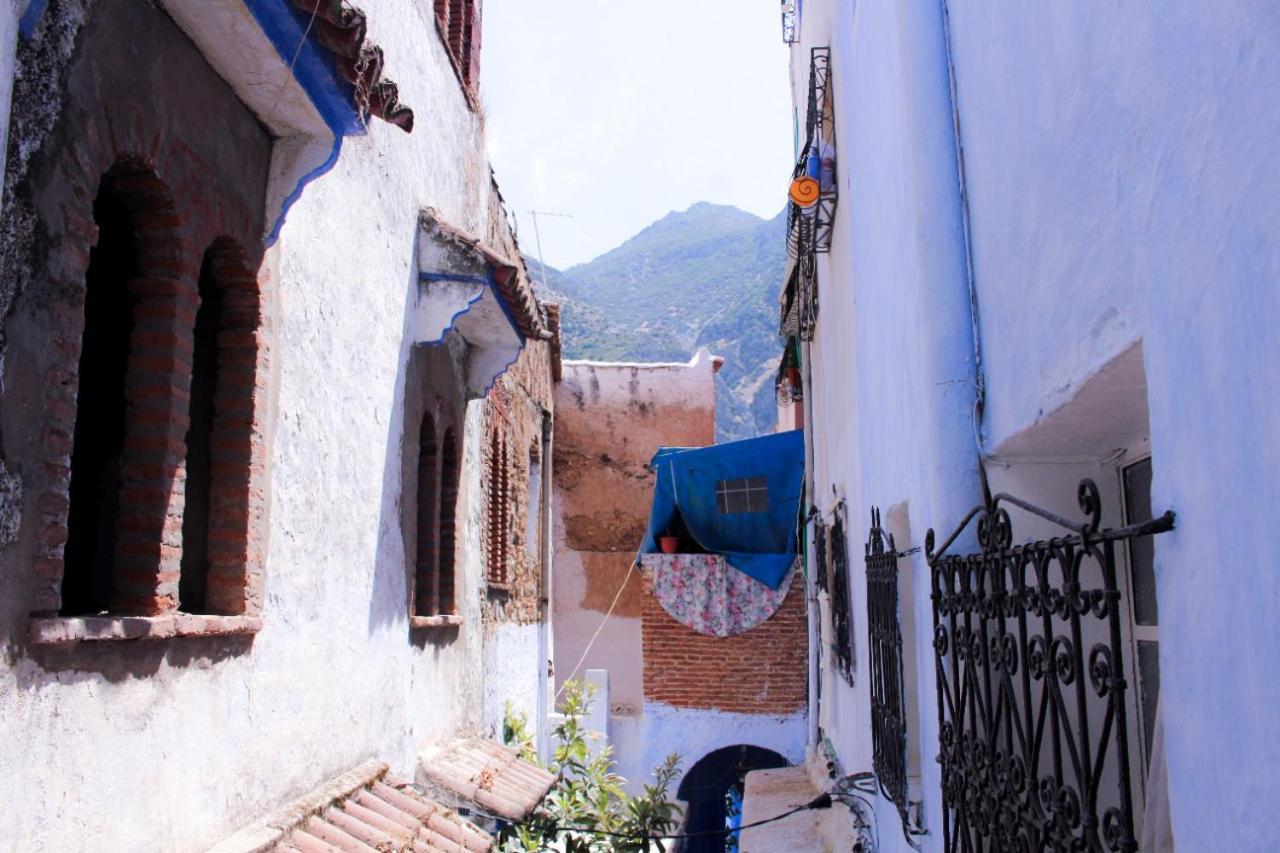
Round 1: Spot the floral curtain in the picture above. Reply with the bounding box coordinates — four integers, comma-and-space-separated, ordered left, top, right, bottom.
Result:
640, 553, 796, 638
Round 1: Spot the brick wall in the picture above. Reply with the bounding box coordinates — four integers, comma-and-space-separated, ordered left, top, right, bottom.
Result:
641, 572, 808, 714
480, 336, 555, 626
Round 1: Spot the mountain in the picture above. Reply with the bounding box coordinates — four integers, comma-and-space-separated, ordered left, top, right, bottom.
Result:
532, 203, 788, 442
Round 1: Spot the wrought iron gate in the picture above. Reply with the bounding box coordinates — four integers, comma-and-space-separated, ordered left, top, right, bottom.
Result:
866, 508, 911, 827
925, 480, 1173, 852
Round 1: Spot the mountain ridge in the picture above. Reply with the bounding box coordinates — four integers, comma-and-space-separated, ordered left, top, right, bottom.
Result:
533, 202, 787, 442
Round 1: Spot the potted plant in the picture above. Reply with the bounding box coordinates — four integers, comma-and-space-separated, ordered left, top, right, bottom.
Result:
659, 529, 680, 554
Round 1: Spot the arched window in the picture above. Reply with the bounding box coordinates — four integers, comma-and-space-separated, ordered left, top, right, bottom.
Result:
414, 413, 440, 616
438, 427, 459, 614
61, 182, 139, 615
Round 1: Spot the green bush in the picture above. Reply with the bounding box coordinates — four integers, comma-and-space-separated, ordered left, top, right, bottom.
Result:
500, 681, 682, 852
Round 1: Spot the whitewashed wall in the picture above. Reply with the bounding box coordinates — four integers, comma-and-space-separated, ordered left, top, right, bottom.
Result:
0, 1, 546, 850
793, 0, 1280, 850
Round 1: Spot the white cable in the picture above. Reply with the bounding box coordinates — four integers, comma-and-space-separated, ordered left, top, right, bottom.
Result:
554, 559, 636, 701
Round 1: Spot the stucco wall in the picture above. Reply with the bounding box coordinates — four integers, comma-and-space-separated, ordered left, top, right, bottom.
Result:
550, 353, 717, 711
0, 1, 553, 850
611, 702, 807, 800
792, 0, 1280, 850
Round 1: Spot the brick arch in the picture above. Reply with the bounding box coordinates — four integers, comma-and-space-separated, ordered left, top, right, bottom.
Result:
28, 153, 269, 620
40, 159, 194, 616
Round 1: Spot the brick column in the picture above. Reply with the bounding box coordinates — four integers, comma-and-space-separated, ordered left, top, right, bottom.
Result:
204, 243, 266, 616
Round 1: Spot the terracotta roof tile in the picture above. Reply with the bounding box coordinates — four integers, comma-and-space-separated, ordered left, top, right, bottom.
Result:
278, 776, 491, 853
211, 761, 491, 853
290, 0, 414, 131
418, 738, 556, 823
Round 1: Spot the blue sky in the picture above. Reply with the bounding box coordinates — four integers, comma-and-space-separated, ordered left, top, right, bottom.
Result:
482, 0, 794, 269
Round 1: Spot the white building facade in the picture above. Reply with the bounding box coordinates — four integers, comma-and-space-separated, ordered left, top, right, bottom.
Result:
0, 1, 557, 849
779, 0, 1280, 851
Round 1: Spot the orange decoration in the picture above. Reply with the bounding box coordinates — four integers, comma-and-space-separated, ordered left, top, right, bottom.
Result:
789, 176, 820, 208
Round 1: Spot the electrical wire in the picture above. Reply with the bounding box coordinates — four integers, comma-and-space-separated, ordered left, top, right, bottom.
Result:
510, 793, 833, 842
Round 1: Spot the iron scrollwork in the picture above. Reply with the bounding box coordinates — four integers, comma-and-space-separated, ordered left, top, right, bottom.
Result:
866, 507, 912, 832
926, 479, 1174, 853
830, 505, 855, 683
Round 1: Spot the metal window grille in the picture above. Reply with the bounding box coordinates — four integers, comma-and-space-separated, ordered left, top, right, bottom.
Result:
813, 516, 829, 594
781, 47, 835, 342
830, 506, 855, 683
716, 477, 769, 514
780, 0, 799, 44
866, 507, 912, 829
925, 479, 1174, 853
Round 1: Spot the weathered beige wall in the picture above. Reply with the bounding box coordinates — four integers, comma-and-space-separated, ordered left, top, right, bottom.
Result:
551, 351, 716, 717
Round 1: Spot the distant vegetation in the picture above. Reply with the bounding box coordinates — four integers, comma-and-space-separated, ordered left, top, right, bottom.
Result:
532, 202, 788, 442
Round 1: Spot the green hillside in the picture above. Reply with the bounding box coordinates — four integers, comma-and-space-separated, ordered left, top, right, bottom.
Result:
532, 203, 788, 442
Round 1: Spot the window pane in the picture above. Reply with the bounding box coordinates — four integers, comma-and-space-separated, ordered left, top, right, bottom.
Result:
1123, 458, 1158, 626
715, 477, 768, 514
1137, 640, 1161, 765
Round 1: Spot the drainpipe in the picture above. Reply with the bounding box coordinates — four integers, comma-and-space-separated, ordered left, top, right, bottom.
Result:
801, 339, 820, 753
536, 408, 554, 762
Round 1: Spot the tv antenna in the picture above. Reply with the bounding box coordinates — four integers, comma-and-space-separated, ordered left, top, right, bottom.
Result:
527, 210, 573, 293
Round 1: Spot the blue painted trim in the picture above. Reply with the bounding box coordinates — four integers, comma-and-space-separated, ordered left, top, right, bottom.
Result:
243, 0, 364, 136
415, 286, 484, 346
416, 268, 526, 395
263, 132, 341, 247
477, 267, 527, 397
243, 0, 367, 245
19, 0, 49, 39
420, 272, 492, 286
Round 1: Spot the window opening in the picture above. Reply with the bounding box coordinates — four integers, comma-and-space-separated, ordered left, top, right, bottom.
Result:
1122, 456, 1160, 768
716, 476, 768, 514
62, 186, 139, 615
434, 0, 480, 96
830, 504, 854, 683
438, 427, 458, 613
179, 252, 223, 613
414, 413, 440, 616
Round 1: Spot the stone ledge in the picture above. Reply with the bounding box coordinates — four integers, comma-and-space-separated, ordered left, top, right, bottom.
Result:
29, 613, 263, 645
410, 614, 464, 630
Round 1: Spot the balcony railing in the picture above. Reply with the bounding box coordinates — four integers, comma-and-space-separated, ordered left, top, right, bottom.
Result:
925, 480, 1174, 853
781, 0, 799, 44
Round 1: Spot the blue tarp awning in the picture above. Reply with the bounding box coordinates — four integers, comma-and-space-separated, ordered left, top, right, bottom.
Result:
637, 429, 805, 588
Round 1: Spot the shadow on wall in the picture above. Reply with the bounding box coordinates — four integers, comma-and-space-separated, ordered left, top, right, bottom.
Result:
676, 744, 788, 853
366, 224, 422, 639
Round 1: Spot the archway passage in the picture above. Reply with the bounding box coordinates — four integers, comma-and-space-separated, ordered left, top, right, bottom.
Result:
61, 184, 139, 615
676, 745, 788, 853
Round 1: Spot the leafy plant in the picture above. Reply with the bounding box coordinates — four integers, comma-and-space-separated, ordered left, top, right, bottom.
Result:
503, 701, 539, 764
500, 680, 682, 852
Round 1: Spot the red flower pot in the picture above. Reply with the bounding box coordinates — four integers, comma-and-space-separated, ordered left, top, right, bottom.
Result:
659, 536, 680, 554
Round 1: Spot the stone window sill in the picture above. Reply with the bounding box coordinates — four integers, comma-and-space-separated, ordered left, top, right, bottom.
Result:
410, 614, 464, 629
29, 614, 263, 645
